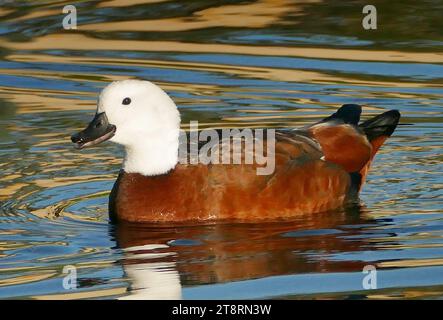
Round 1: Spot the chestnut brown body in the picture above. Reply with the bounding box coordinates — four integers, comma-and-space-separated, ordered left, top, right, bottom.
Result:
103, 105, 401, 223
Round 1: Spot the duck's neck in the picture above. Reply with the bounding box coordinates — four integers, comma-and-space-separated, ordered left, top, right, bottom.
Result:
122, 129, 180, 176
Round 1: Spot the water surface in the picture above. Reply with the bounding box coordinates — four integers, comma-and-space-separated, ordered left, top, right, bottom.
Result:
0, 0, 442, 299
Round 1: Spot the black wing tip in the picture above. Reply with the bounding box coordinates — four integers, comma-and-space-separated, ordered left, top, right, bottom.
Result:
339, 104, 363, 113
384, 109, 401, 120
322, 104, 362, 125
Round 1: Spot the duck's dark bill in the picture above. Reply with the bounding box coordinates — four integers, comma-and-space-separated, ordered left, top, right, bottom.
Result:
71, 112, 116, 149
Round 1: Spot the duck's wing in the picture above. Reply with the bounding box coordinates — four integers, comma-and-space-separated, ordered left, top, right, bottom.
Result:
178, 103, 399, 181
271, 128, 325, 167
178, 127, 324, 166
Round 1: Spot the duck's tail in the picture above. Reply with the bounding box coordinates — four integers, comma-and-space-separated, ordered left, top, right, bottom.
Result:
308, 104, 401, 191
358, 109, 401, 189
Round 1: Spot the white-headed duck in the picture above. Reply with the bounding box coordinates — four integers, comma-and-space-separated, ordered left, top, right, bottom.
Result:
71, 80, 400, 223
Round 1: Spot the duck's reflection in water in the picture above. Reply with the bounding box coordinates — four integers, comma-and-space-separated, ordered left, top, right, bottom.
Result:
114, 206, 389, 299
118, 244, 182, 300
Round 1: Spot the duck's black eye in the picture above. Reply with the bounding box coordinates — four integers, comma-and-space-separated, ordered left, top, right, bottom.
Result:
122, 97, 131, 105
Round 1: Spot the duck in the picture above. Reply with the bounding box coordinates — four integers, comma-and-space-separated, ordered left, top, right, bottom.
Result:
71, 80, 400, 223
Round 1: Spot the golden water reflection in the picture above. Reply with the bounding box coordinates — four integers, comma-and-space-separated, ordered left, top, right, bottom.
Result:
2, 34, 442, 63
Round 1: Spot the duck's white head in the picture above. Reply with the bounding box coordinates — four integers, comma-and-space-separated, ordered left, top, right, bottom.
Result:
71, 80, 181, 176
